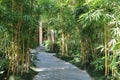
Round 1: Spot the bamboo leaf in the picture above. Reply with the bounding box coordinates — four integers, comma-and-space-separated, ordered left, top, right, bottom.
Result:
111, 42, 120, 51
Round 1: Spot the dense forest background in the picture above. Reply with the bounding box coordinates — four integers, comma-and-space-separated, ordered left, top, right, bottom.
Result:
0, 0, 120, 80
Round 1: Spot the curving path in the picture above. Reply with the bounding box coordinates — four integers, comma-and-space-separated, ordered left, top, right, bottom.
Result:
32, 52, 92, 80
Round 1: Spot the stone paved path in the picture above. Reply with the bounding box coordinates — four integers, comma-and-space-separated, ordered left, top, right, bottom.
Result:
32, 52, 92, 80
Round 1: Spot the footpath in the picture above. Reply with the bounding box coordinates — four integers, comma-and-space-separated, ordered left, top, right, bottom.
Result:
32, 50, 92, 80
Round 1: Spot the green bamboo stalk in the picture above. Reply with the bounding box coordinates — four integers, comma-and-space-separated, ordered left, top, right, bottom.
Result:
104, 24, 108, 76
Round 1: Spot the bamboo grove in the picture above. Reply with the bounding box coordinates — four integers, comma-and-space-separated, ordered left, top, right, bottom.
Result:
0, 0, 40, 76
0, 0, 120, 80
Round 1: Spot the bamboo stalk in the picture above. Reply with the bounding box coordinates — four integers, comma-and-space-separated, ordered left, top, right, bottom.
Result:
51, 30, 54, 51
7, 41, 14, 76
13, 31, 17, 75
80, 40, 85, 64
61, 31, 65, 55
39, 22, 43, 45
21, 39, 25, 75
107, 24, 110, 75
65, 42, 68, 56
26, 27, 31, 73
104, 24, 108, 76
89, 39, 95, 59
65, 34, 69, 56
16, 44, 19, 74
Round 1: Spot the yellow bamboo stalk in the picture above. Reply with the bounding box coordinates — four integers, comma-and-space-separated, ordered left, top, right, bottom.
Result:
89, 39, 94, 58
26, 28, 31, 73
7, 42, 14, 76
13, 44, 17, 75
21, 39, 25, 75
16, 44, 19, 74
80, 40, 85, 64
12, 30, 17, 75
107, 25, 110, 75
61, 31, 65, 55
65, 43, 68, 56
65, 34, 69, 56
104, 24, 108, 76
27, 0, 33, 68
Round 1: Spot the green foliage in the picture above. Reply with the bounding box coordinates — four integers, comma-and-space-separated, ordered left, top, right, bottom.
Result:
110, 42, 120, 79
91, 57, 105, 71
1, 0, 120, 79
111, 42, 120, 51
0, 58, 9, 73
44, 39, 52, 51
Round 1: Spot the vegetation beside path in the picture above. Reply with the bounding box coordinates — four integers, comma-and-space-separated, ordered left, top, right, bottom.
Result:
0, 0, 120, 80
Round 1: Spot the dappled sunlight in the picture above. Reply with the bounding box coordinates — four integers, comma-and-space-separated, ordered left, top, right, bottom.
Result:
30, 67, 49, 72
30, 66, 77, 72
